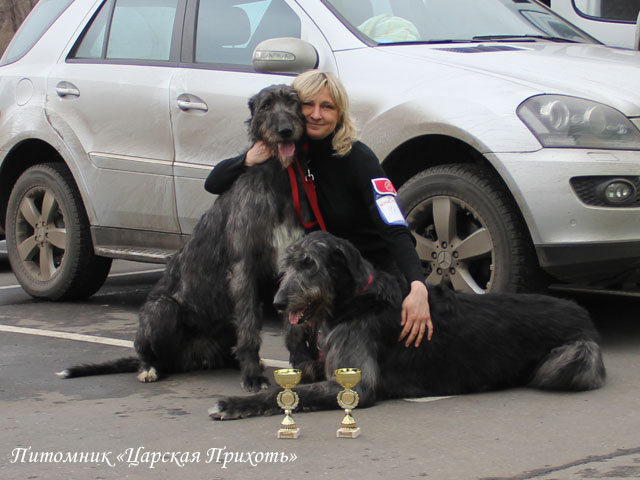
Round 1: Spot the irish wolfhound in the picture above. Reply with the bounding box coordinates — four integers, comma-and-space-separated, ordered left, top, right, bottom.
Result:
209, 231, 606, 419
59, 84, 308, 391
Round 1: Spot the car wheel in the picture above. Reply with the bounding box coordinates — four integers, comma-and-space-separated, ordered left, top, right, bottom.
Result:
6, 163, 112, 300
398, 164, 534, 293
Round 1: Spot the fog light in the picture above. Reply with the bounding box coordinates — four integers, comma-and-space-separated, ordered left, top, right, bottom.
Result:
599, 179, 636, 205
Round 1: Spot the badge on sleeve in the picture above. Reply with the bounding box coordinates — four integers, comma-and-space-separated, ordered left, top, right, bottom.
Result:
371, 178, 408, 226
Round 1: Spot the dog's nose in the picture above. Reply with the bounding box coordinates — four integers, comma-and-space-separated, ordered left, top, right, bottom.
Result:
273, 299, 287, 313
279, 127, 293, 139
273, 293, 288, 313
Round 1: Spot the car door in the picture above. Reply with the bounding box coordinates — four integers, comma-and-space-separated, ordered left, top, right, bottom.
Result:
46, 0, 185, 235
170, 0, 336, 234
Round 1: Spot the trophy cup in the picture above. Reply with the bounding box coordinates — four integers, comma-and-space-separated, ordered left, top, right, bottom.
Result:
335, 368, 362, 438
274, 368, 302, 439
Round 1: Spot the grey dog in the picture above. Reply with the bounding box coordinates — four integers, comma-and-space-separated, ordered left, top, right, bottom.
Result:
59, 84, 308, 391
209, 231, 606, 419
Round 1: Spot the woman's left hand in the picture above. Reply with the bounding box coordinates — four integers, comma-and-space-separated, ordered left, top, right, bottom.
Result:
398, 281, 433, 347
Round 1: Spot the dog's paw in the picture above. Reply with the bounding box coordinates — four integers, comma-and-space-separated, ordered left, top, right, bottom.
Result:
137, 367, 159, 383
241, 374, 269, 393
208, 400, 237, 421
208, 395, 276, 420
56, 370, 70, 379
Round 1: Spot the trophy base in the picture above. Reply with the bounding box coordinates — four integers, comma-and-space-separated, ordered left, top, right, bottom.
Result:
277, 428, 300, 439
336, 427, 361, 439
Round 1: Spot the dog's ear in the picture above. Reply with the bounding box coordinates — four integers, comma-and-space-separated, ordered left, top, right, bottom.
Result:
329, 237, 368, 286
248, 93, 258, 116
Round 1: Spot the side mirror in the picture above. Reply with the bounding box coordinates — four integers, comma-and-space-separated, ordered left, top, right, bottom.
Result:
252, 37, 319, 74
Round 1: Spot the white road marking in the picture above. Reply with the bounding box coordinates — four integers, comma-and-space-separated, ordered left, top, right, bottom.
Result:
0, 268, 165, 291
0, 324, 290, 369
106, 268, 165, 278
403, 396, 453, 403
0, 325, 134, 348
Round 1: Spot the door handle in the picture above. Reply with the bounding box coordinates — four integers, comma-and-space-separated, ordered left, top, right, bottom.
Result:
55, 81, 80, 97
176, 94, 208, 112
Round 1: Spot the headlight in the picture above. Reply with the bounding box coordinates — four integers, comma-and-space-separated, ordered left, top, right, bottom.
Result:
517, 95, 640, 150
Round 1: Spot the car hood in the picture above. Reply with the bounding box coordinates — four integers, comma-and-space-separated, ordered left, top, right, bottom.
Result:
381, 42, 640, 117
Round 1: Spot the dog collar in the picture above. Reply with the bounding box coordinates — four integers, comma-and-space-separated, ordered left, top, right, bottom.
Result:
355, 274, 374, 297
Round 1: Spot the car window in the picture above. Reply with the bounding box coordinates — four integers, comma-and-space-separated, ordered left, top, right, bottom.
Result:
573, 0, 640, 22
195, 0, 301, 66
0, 0, 73, 66
70, 0, 182, 62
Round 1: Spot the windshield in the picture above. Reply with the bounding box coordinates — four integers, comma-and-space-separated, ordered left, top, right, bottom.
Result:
324, 0, 596, 45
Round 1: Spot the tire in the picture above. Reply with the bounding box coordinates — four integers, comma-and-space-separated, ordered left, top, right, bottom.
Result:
6, 163, 112, 300
398, 164, 535, 293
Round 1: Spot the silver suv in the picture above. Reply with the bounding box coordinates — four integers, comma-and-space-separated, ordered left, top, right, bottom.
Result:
2, 0, 640, 299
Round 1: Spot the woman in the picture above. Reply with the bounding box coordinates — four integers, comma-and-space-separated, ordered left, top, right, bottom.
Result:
205, 70, 432, 347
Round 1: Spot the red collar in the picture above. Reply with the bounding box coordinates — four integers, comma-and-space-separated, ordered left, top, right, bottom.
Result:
355, 273, 374, 297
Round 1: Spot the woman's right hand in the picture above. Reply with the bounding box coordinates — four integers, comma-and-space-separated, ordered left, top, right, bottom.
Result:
245, 141, 274, 166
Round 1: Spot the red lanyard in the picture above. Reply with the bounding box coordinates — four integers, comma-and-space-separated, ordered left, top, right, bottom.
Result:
287, 157, 327, 232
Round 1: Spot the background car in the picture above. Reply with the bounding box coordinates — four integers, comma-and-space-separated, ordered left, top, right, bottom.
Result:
1, 0, 640, 300
545, 0, 640, 49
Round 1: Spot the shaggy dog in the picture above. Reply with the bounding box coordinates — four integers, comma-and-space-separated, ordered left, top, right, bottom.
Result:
59, 84, 308, 391
209, 231, 606, 419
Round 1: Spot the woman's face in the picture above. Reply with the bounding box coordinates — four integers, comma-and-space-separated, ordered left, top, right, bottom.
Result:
301, 86, 339, 140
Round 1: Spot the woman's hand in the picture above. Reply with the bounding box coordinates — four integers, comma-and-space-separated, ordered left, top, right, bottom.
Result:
398, 281, 433, 347
245, 141, 274, 166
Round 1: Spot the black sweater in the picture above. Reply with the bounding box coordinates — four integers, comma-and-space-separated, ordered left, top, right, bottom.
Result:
205, 137, 424, 285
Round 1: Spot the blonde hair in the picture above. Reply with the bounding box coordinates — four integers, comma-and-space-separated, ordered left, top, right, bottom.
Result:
292, 70, 357, 157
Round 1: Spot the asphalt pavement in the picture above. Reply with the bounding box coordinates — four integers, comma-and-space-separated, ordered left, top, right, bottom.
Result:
1, 257, 640, 480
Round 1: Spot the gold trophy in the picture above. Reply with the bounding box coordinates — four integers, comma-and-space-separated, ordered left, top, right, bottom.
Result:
335, 368, 362, 438
274, 368, 302, 439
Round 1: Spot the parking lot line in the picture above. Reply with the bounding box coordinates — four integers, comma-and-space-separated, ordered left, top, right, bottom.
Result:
0, 324, 291, 368
0, 324, 134, 347
107, 268, 165, 277
0, 267, 165, 291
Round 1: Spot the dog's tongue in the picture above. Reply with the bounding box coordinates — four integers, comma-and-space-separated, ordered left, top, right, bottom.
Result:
288, 311, 304, 325
278, 142, 295, 159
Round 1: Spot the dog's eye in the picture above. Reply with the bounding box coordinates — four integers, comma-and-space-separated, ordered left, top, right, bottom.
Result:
260, 101, 272, 111
300, 254, 315, 270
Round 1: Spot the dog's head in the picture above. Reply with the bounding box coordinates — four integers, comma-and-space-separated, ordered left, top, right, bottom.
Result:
273, 232, 374, 326
247, 84, 305, 168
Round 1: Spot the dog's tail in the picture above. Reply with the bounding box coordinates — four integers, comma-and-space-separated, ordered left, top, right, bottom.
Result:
530, 340, 606, 391
56, 356, 140, 378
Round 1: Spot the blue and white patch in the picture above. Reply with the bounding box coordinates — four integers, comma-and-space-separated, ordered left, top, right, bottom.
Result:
371, 178, 408, 226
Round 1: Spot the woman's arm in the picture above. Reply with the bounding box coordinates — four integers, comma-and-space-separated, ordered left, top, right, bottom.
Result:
350, 142, 433, 346
204, 154, 247, 195
204, 142, 274, 194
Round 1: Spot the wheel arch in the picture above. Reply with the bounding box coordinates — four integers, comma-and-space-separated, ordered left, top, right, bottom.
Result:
0, 139, 68, 232
383, 134, 489, 187
381, 134, 534, 235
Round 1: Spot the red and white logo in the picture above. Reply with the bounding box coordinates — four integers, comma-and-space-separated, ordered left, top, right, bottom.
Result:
371, 178, 397, 196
